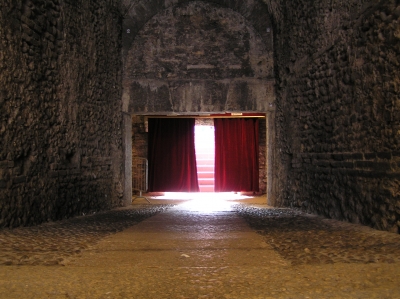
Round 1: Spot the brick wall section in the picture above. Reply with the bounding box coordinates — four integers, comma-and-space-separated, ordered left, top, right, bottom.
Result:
258, 119, 267, 193
268, 0, 400, 232
132, 116, 148, 159
0, 0, 123, 228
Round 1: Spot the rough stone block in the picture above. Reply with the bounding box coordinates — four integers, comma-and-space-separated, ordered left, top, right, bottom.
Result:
377, 152, 392, 160
316, 161, 330, 167
342, 154, 354, 160
364, 153, 376, 160
373, 162, 391, 172
352, 153, 364, 160
339, 161, 356, 169
355, 161, 374, 169
332, 154, 344, 161
12, 176, 26, 184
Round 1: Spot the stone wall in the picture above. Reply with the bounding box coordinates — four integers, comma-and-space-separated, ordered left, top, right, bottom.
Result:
0, 0, 124, 228
123, 1, 275, 114
5, 0, 396, 231
268, 0, 400, 232
258, 118, 267, 193
132, 116, 148, 159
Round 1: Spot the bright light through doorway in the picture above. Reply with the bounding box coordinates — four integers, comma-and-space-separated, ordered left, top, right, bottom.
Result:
161, 192, 250, 200
155, 192, 253, 212
195, 125, 215, 192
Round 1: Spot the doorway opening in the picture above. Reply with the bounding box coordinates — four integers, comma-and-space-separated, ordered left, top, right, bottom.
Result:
195, 119, 215, 192
131, 114, 267, 197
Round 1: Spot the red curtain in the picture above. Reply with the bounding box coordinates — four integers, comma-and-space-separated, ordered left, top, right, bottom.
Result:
148, 118, 200, 192
214, 118, 259, 192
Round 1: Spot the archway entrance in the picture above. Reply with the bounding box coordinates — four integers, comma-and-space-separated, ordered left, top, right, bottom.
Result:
123, 1, 276, 204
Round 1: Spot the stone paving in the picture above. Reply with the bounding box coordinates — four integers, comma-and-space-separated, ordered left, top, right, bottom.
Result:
0, 198, 399, 298
0, 205, 172, 266
234, 205, 400, 265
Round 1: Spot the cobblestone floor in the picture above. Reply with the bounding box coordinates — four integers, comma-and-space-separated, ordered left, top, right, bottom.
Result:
0, 205, 172, 266
234, 205, 400, 265
0, 198, 399, 298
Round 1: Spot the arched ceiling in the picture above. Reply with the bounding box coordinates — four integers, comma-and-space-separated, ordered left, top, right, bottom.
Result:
121, 0, 273, 54
122, 0, 275, 114
125, 1, 274, 80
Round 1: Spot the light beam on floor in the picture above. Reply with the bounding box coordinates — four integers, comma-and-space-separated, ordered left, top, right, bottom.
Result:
150, 192, 252, 212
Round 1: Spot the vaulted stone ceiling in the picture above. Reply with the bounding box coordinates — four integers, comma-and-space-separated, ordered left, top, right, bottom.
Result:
121, 0, 273, 55
122, 0, 276, 114
126, 2, 273, 80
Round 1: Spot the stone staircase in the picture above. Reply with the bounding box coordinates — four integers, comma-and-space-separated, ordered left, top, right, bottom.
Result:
195, 126, 215, 192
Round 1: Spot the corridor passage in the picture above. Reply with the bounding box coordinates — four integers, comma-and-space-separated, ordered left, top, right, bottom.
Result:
0, 196, 399, 298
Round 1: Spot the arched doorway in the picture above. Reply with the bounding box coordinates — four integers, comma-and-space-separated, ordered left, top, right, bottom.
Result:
122, 1, 276, 203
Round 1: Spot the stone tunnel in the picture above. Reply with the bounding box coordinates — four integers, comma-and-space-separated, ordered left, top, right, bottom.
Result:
0, 0, 399, 234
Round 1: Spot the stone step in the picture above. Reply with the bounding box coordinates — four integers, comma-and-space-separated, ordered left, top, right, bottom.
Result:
196, 153, 215, 159
197, 165, 214, 172
198, 177, 214, 184
197, 172, 214, 179
199, 185, 215, 192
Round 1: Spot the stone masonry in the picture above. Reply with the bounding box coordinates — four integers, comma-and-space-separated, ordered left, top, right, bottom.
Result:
125, 0, 399, 233
123, 1, 275, 114
0, 0, 124, 228
269, 0, 400, 233
1, 0, 399, 234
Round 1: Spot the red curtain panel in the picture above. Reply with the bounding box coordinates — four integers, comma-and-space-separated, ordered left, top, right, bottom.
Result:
148, 118, 200, 192
214, 118, 259, 192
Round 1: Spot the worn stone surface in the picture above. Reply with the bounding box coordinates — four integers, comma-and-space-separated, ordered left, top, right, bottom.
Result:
2, 0, 399, 236
258, 119, 267, 193
0, 1, 124, 228
121, 0, 272, 54
0, 200, 399, 298
131, 115, 148, 159
235, 205, 400, 265
268, 0, 400, 233
0, 205, 171, 266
